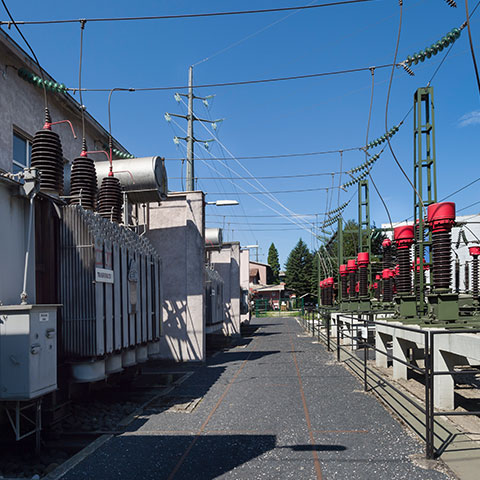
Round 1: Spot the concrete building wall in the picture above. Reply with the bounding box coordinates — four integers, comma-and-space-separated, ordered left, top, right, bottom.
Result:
0, 179, 35, 305
240, 249, 250, 324
209, 242, 241, 336
147, 192, 206, 362
0, 30, 129, 174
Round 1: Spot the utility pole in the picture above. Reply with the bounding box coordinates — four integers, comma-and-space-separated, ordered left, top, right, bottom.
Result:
186, 66, 194, 191
165, 66, 223, 192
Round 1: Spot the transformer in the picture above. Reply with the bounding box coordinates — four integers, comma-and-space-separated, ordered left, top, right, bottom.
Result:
59, 205, 162, 382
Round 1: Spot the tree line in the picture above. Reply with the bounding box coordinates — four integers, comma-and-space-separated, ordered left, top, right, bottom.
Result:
267, 220, 384, 299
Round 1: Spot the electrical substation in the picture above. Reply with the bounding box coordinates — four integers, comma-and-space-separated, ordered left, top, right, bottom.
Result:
1, 1, 480, 479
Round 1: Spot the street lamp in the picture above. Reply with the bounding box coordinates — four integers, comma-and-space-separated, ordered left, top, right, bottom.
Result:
205, 200, 239, 206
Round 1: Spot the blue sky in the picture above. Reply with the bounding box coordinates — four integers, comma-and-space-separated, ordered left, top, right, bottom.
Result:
2, 0, 480, 265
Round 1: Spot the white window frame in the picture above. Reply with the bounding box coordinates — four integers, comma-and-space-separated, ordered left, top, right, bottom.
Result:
12, 130, 32, 172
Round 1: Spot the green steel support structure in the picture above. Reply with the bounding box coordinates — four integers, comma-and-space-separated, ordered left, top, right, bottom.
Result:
413, 87, 437, 316
358, 179, 372, 284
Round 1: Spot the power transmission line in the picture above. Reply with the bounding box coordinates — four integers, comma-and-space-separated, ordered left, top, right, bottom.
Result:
0, 1, 376, 25
67, 64, 397, 92
170, 172, 345, 180
164, 147, 361, 160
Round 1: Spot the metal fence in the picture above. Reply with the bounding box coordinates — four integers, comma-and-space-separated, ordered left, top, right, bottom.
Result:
299, 310, 480, 460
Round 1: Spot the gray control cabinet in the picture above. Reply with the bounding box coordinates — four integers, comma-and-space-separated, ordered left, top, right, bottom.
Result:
0, 305, 58, 400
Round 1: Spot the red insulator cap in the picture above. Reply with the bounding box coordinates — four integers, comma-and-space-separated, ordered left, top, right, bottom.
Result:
382, 268, 392, 279
427, 202, 456, 232
339, 264, 348, 275
347, 259, 357, 271
469, 246, 480, 257
327, 277, 335, 286
382, 238, 392, 248
375, 274, 381, 280
373, 282, 378, 289
357, 252, 369, 266
355, 282, 359, 292
394, 225, 415, 249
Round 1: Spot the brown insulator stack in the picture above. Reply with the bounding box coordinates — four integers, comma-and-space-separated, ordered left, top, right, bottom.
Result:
347, 259, 357, 298
382, 269, 393, 302
97, 174, 122, 223
31, 109, 64, 195
339, 264, 348, 299
394, 225, 414, 294
469, 246, 480, 300
357, 252, 369, 297
326, 277, 334, 306
427, 202, 455, 291
70, 150, 97, 210
382, 238, 392, 270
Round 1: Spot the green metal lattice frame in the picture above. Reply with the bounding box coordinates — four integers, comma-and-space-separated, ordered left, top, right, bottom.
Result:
413, 86, 437, 315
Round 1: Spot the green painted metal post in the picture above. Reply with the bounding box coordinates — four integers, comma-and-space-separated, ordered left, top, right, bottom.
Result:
413, 87, 437, 316
358, 179, 372, 285
338, 217, 344, 302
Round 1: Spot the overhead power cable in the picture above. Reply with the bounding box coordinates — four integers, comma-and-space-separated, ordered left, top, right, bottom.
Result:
67, 64, 397, 92
0, 1, 376, 25
465, 0, 480, 95
164, 147, 361, 161
207, 186, 342, 195
207, 213, 322, 218
170, 171, 345, 180
169, 116, 318, 235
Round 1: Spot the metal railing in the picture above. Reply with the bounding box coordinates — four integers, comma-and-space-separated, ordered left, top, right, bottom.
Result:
300, 310, 480, 460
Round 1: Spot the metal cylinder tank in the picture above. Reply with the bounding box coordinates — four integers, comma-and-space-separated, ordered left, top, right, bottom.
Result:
205, 228, 223, 247
94, 157, 167, 203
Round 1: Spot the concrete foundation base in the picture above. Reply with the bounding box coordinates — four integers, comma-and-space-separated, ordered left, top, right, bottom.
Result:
375, 322, 480, 410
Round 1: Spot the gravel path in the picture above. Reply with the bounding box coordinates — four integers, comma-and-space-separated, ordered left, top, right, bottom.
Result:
61, 317, 454, 479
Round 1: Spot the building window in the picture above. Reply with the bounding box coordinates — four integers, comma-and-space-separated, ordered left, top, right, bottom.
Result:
12, 131, 32, 174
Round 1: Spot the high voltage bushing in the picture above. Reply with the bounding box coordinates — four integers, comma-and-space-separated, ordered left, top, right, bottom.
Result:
382, 268, 394, 302
374, 274, 381, 300
70, 151, 98, 210
465, 260, 470, 292
326, 277, 334, 306
339, 264, 348, 299
357, 252, 369, 297
347, 259, 358, 299
382, 238, 392, 270
31, 109, 64, 195
427, 202, 456, 291
394, 225, 414, 294
97, 175, 123, 223
469, 246, 480, 300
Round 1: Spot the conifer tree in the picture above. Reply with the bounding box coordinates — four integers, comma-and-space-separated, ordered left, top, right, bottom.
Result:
267, 243, 280, 284
285, 239, 313, 297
